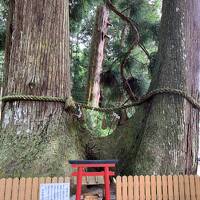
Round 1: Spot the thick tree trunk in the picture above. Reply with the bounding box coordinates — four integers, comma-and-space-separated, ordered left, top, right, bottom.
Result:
136, 0, 200, 175
86, 5, 109, 107
106, 0, 200, 175
3, 0, 71, 129
135, 0, 199, 175
0, 0, 83, 177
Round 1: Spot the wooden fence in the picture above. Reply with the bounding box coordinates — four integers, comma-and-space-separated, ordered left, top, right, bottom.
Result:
0, 177, 70, 200
116, 175, 200, 200
0, 176, 104, 200
1, 175, 200, 200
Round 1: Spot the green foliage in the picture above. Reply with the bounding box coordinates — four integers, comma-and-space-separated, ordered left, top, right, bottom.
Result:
69, 0, 103, 32
69, 0, 162, 136
83, 110, 115, 136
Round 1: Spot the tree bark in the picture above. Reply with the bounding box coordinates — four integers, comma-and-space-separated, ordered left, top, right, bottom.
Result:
0, 0, 83, 177
86, 5, 109, 107
110, 0, 200, 175
135, 0, 199, 175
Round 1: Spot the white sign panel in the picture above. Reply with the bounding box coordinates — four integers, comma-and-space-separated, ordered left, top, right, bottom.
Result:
40, 183, 70, 200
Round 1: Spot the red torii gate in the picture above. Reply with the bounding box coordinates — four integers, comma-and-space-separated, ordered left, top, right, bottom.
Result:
69, 160, 118, 200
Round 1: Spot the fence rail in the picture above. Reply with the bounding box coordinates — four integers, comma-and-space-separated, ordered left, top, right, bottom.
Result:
116, 175, 200, 200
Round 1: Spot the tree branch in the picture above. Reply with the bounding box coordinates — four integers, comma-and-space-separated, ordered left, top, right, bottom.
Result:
106, 0, 140, 101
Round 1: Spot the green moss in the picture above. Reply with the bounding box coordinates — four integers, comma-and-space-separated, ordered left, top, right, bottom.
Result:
0, 114, 85, 178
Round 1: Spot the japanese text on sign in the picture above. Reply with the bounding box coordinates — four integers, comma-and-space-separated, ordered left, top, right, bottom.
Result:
40, 183, 70, 200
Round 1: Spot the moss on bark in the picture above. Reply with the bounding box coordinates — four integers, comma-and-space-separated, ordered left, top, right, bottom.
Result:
0, 113, 85, 178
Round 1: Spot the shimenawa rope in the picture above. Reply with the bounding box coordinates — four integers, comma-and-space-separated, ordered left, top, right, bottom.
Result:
0, 88, 199, 113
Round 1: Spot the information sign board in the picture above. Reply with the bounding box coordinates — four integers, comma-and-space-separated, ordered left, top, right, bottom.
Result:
40, 183, 70, 200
